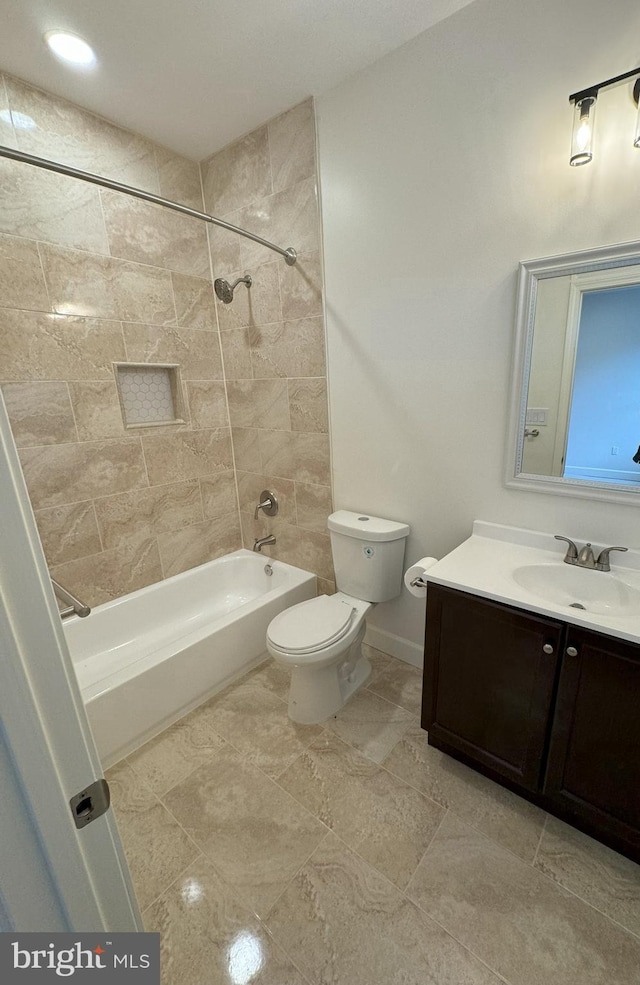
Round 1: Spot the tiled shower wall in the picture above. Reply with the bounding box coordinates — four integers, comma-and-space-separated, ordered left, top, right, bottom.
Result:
202, 99, 334, 593
0, 72, 240, 606
0, 74, 334, 604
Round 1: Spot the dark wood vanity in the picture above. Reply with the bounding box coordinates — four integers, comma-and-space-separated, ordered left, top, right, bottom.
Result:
422, 584, 640, 863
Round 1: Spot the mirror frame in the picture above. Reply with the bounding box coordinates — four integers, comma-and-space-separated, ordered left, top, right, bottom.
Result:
506, 238, 640, 506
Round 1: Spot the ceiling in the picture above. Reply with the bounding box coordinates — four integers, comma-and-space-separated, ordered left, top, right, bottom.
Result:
0, 0, 475, 160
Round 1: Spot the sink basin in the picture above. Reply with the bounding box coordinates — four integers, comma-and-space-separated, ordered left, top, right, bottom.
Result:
512, 563, 640, 616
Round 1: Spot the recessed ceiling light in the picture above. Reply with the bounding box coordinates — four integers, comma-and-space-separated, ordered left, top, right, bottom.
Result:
44, 31, 96, 67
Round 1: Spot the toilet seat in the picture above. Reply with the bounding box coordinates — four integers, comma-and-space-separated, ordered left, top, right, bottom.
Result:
267, 594, 357, 654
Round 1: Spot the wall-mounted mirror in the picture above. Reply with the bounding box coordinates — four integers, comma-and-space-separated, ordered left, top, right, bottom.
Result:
506, 240, 640, 505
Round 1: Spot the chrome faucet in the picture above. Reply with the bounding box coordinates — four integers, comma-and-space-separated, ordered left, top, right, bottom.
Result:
555, 535, 628, 571
253, 534, 276, 553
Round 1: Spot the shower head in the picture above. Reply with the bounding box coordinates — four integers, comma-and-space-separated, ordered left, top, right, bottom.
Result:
214, 273, 252, 304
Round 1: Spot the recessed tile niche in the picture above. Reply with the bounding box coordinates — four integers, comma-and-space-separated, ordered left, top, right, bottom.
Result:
114, 363, 186, 428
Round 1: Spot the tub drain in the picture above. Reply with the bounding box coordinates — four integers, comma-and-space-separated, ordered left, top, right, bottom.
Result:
569, 601, 586, 610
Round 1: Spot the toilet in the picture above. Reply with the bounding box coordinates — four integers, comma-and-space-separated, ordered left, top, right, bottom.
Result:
266, 510, 410, 724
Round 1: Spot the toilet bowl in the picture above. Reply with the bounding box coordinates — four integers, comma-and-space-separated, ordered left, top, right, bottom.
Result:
266, 510, 410, 724
266, 593, 372, 724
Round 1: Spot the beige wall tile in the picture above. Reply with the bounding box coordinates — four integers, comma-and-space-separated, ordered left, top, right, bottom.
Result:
142, 429, 233, 485
0, 75, 17, 149
200, 470, 238, 519
171, 273, 217, 331
68, 381, 125, 440
215, 261, 282, 331
295, 481, 333, 532
278, 250, 323, 320
5, 74, 159, 191
157, 513, 242, 578
226, 378, 290, 430
268, 99, 316, 193
122, 323, 223, 380
0, 160, 109, 254
236, 177, 319, 269
94, 480, 203, 551
250, 317, 326, 378
186, 380, 228, 428
259, 430, 330, 485
0, 310, 126, 381
231, 427, 262, 472
202, 126, 272, 215
19, 438, 147, 510
236, 471, 296, 523
40, 244, 175, 325
206, 221, 242, 280
317, 577, 336, 595
51, 538, 163, 608
220, 329, 252, 379
292, 525, 334, 581
288, 377, 328, 432
155, 146, 203, 211
34, 501, 102, 566
2, 381, 77, 446
101, 191, 210, 277
0, 233, 49, 311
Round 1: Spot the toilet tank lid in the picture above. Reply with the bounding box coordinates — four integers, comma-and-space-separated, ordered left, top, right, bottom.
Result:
327, 510, 410, 542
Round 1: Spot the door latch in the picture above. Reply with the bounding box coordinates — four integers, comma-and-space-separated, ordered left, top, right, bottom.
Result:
69, 778, 111, 829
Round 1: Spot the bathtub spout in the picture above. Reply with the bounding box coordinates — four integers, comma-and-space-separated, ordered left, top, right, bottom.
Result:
253, 535, 276, 553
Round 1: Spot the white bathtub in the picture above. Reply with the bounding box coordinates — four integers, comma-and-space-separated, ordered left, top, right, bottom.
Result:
64, 549, 316, 767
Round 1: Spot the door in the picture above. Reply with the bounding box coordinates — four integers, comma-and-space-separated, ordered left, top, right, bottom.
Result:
0, 396, 142, 931
544, 626, 640, 859
423, 586, 562, 791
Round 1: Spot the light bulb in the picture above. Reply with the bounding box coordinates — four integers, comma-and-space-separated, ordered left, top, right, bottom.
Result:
570, 95, 596, 166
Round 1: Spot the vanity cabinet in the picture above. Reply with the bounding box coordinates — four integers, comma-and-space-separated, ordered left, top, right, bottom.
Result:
423, 584, 640, 862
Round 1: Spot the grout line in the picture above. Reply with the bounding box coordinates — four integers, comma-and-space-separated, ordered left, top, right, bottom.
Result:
138, 852, 206, 920
35, 240, 53, 313
261, 828, 333, 924
531, 812, 549, 868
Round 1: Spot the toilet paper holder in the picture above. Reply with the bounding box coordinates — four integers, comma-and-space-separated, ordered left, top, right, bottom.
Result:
410, 575, 428, 589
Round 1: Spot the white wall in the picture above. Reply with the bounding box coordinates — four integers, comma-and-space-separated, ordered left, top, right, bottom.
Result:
317, 0, 640, 651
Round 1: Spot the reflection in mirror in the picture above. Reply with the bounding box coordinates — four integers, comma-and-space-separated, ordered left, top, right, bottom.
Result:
507, 241, 640, 504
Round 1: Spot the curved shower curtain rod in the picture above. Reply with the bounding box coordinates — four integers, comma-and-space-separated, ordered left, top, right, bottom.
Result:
0, 144, 298, 266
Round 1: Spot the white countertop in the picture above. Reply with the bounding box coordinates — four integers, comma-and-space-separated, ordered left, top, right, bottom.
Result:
424, 521, 640, 645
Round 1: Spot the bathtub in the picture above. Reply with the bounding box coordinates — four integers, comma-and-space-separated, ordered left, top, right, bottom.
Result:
64, 549, 316, 767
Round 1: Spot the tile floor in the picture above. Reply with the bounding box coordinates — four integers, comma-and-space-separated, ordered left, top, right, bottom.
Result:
107, 646, 640, 985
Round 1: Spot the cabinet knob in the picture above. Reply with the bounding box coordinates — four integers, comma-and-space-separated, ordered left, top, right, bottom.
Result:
566, 646, 578, 657
542, 643, 554, 654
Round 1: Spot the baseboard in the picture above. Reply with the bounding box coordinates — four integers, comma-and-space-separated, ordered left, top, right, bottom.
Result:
364, 625, 423, 668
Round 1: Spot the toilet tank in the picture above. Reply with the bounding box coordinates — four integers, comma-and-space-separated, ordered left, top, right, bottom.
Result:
327, 511, 410, 603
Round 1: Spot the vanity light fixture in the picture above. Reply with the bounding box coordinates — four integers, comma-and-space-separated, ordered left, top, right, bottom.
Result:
44, 31, 96, 67
569, 66, 640, 166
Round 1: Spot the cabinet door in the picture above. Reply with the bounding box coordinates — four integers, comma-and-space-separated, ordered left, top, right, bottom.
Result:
423, 586, 562, 791
544, 628, 640, 855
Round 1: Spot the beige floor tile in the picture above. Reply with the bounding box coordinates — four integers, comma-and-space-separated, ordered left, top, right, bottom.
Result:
162, 744, 327, 917
266, 831, 504, 985
244, 657, 291, 701
144, 856, 309, 985
199, 678, 322, 778
383, 724, 546, 862
106, 761, 199, 910
126, 705, 227, 796
535, 815, 640, 937
278, 732, 445, 889
406, 813, 640, 985
364, 647, 424, 715
326, 688, 414, 764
